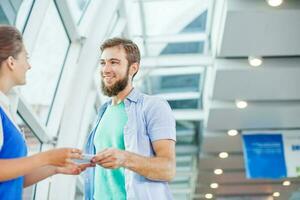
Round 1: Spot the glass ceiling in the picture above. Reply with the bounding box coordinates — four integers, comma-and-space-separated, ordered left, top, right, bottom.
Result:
125, 0, 209, 57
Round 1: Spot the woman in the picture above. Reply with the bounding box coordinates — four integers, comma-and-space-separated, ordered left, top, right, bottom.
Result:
0, 25, 90, 199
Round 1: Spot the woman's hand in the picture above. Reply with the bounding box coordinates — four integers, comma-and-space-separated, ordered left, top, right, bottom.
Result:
55, 163, 96, 175
42, 148, 82, 167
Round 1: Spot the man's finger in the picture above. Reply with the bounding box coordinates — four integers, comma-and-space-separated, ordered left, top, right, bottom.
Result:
101, 162, 115, 169
92, 151, 112, 163
97, 157, 115, 165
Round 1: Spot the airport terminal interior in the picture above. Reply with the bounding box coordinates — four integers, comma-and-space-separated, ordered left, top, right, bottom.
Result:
0, 0, 300, 199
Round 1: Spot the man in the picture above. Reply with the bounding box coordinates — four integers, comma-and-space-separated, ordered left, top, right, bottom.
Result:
84, 38, 176, 200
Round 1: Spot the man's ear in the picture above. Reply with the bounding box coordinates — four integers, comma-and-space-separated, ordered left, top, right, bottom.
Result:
5, 56, 15, 71
129, 63, 139, 77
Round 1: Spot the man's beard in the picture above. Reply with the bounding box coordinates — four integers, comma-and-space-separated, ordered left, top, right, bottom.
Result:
101, 73, 129, 97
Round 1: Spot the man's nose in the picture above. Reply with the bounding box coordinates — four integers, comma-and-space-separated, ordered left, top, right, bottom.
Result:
102, 63, 112, 73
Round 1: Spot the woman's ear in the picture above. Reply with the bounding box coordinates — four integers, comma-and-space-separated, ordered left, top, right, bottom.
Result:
5, 56, 15, 71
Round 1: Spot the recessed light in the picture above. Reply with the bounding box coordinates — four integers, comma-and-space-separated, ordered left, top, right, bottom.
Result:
219, 152, 229, 159
227, 129, 239, 136
210, 183, 219, 189
283, 181, 291, 186
214, 169, 223, 175
236, 100, 248, 109
273, 192, 280, 197
248, 56, 263, 67
266, 0, 283, 7
205, 193, 213, 199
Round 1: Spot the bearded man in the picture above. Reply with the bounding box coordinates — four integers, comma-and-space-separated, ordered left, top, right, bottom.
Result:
84, 38, 176, 200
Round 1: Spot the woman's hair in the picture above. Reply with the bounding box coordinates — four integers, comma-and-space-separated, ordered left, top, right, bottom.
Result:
0, 25, 23, 64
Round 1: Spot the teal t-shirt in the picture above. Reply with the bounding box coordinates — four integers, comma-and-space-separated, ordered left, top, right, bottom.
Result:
93, 102, 127, 200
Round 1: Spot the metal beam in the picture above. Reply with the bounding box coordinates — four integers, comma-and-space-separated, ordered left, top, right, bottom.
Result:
17, 96, 53, 144
141, 54, 213, 68
173, 110, 204, 121
144, 32, 207, 43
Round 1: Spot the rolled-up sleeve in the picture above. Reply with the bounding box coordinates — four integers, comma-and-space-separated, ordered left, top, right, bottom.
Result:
144, 97, 176, 142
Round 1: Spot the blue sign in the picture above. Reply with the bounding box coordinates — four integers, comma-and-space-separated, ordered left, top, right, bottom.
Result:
242, 133, 287, 179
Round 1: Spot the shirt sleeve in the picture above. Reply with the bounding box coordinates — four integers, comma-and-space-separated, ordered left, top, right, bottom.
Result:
144, 97, 176, 142
0, 115, 3, 152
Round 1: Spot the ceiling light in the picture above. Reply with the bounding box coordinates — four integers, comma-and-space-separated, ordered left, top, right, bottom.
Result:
283, 181, 291, 186
219, 152, 229, 159
214, 169, 223, 175
248, 56, 263, 67
227, 129, 239, 136
266, 0, 283, 7
236, 100, 248, 109
205, 193, 213, 199
273, 192, 280, 197
210, 183, 219, 189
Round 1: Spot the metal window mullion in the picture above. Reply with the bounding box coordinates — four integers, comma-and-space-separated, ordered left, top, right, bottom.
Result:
17, 96, 54, 144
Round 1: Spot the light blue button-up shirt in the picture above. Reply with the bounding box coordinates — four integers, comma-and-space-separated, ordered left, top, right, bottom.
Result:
84, 88, 176, 200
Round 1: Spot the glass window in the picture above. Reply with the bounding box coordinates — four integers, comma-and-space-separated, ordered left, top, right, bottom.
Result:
149, 74, 201, 94
126, 0, 209, 56
160, 41, 204, 55
0, 6, 9, 24
106, 12, 120, 37
10, 0, 23, 13
16, 113, 42, 200
16, 0, 35, 32
176, 121, 199, 144
141, 0, 208, 36
168, 99, 200, 110
0, 1, 16, 24
146, 41, 204, 56
65, 0, 91, 24
182, 10, 207, 33
21, 1, 70, 124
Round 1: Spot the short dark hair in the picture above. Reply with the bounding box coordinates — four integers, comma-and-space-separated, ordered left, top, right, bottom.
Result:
100, 37, 140, 78
0, 25, 23, 64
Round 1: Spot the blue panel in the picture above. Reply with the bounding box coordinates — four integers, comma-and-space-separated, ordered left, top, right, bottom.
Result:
0, 6, 9, 24
168, 99, 199, 109
9, 0, 23, 13
150, 74, 200, 94
160, 41, 204, 55
0, 0, 15, 25
242, 134, 287, 179
182, 10, 207, 33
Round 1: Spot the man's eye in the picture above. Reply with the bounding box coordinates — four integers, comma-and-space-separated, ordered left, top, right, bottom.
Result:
112, 60, 120, 64
100, 62, 105, 66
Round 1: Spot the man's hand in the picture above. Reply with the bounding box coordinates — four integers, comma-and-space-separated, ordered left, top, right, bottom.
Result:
55, 163, 95, 175
92, 148, 127, 169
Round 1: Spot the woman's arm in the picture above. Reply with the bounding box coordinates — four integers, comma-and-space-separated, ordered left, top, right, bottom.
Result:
23, 165, 56, 187
0, 148, 82, 182
23, 163, 94, 187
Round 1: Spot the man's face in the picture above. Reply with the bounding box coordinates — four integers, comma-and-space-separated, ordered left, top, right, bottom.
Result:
100, 46, 129, 97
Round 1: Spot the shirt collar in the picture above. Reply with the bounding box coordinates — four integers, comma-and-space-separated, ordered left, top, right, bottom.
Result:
0, 90, 10, 109
125, 88, 141, 103
105, 88, 141, 106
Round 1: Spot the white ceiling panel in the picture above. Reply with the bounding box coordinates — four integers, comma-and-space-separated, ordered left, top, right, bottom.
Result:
207, 103, 300, 130
212, 58, 300, 101
211, 0, 300, 57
